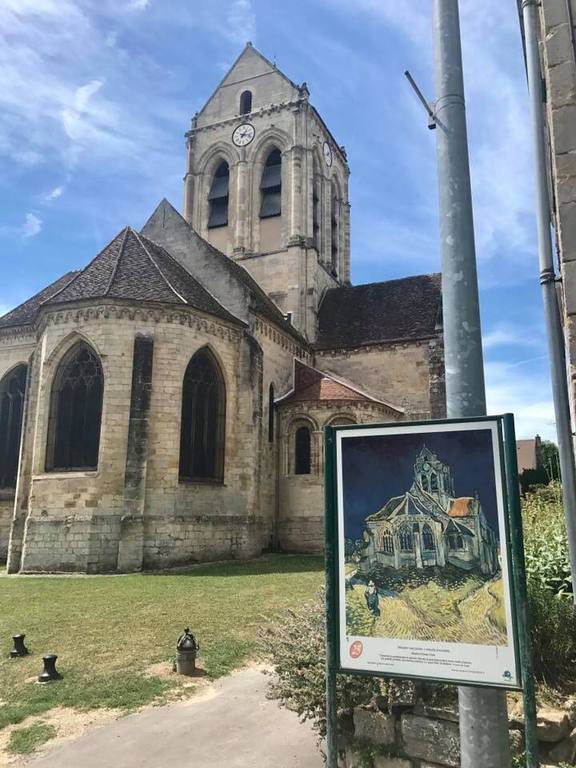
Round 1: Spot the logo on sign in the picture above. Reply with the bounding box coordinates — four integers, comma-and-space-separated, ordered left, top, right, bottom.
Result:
349, 640, 363, 659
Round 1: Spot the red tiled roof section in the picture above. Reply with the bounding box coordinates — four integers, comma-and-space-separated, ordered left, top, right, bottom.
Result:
448, 497, 477, 517
280, 360, 375, 404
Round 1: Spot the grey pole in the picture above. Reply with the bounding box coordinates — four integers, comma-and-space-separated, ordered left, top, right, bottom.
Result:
521, 0, 576, 604
432, 1, 511, 766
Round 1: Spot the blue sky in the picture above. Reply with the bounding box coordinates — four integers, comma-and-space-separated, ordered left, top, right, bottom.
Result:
0, 0, 553, 439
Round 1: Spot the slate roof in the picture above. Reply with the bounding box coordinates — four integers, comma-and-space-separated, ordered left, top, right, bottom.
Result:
276, 359, 403, 412
42, 227, 241, 325
315, 273, 442, 350
0, 271, 79, 330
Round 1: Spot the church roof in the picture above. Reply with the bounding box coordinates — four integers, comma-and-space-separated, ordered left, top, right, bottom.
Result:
42, 227, 241, 324
448, 497, 479, 518
141, 200, 306, 344
315, 273, 442, 350
276, 359, 403, 412
0, 271, 80, 330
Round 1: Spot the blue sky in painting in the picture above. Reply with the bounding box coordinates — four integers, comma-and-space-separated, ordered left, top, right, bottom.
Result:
341, 429, 499, 541
0, 0, 552, 438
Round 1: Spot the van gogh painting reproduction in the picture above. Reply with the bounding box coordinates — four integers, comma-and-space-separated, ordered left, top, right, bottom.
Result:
341, 427, 508, 646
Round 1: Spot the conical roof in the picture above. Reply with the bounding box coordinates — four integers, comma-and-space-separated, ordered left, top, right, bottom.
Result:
43, 227, 241, 325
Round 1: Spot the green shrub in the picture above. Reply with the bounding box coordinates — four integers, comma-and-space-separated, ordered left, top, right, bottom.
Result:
528, 579, 576, 687
522, 483, 572, 597
258, 589, 455, 737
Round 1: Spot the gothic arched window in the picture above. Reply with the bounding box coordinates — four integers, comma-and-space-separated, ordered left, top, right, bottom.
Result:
421, 473, 429, 491
179, 349, 226, 482
330, 184, 339, 274
381, 529, 394, 555
430, 472, 438, 492
294, 425, 311, 475
260, 148, 282, 218
422, 523, 435, 551
239, 90, 252, 115
268, 383, 275, 443
0, 364, 27, 489
46, 343, 103, 471
399, 526, 413, 552
208, 161, 229, 229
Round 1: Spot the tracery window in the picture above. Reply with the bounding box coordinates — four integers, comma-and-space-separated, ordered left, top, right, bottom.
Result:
46, 343, 103, 471
430, 472, 438, 492
294, 425, 311, 475
240, 90, 252, 115
0, 365, 27, 488
421, 473, 429, 491
422, 523, 435, 551
399, 526, 413, 552
260, 148, 282, 218
179, 349, 226, 482
381, 529, 394, 554
208, 161, 230, 229
448, 533, 465, 550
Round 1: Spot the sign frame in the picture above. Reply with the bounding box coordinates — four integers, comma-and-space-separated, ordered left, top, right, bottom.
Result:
324, 413, 529, 691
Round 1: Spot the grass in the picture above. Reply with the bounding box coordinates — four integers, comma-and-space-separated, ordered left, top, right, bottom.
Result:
8, 722, 57, 755
0, 555, 323, 731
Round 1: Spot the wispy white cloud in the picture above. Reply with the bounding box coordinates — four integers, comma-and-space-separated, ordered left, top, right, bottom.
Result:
128, 0, 150, 9
44, 185, 64, 202
225, 0, 255, 44
482, 324, 540, 350
22, 212, 42, 238
485, 359, 555, 440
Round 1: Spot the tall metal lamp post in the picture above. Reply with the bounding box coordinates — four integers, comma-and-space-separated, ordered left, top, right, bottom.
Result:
432, 0, 511, 765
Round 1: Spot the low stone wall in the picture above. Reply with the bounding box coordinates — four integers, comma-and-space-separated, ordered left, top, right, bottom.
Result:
342, 700, 576, 767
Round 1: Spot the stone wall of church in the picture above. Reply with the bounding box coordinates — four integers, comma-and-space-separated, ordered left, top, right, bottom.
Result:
8, 304, 269, 573
0, 330, 37, 562
252, 315, 311, 549
315, 337, 446, 420
277, 400, 403, 553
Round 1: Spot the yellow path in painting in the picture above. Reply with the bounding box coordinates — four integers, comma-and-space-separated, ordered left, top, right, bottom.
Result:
351, 576, 507, 646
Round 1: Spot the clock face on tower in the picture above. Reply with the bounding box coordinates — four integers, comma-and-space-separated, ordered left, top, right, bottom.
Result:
323, 140, 333, 167
232, 123, 255, 147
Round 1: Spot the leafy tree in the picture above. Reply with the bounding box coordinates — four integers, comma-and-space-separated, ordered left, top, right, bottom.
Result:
538, 439, 561, 481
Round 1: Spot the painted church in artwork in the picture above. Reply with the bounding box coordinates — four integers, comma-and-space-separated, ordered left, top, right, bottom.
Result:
361, 446, 499, 576
0, 44, 445, 573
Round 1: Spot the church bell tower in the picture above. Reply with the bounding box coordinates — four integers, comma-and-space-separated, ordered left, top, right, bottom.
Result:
183, 43, 350, 340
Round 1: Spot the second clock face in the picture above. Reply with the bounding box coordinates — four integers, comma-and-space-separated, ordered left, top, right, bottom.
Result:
232, 123, 255, 147
323, 140, 333, 167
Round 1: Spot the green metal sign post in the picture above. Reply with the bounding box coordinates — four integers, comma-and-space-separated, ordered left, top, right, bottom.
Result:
324, 414, 538, 768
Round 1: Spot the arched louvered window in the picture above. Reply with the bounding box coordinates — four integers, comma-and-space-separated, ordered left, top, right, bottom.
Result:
46, 343, 103, 471
294, 425, 311, 475
399, 526, 413, 552
179, 349, 226, 482
0, 365, 27, 488
240, 90, 252, 115
381, 529, 394, 554
208, 161, 229, 229
268, 383, 275, 443
330, 185, 339, 274
260, 148, 282, 218
422, 523, 435, 551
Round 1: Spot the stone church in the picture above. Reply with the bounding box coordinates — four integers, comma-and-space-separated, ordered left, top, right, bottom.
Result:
0, 44, 445, 573
361, 446, 499, 577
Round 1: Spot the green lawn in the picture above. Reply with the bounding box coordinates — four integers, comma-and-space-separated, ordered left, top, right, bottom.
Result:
0, 555, 323, 731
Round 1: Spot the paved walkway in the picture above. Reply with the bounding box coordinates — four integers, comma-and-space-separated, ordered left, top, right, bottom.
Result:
25, 668, 323, 768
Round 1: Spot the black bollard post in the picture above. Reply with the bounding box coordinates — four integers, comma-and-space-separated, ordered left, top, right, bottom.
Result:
10, 634, 29, 658
38, 654, 62, 683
